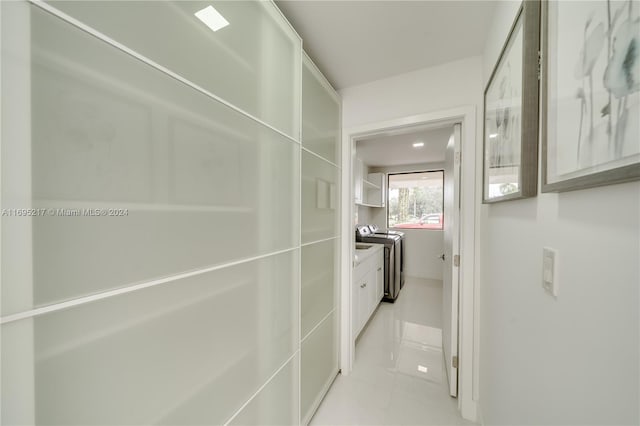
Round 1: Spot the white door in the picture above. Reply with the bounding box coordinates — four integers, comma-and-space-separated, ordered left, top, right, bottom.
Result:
442, 124, 461, 397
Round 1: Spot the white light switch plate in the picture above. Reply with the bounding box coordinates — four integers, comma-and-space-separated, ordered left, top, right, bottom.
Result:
542, 247, 558, 297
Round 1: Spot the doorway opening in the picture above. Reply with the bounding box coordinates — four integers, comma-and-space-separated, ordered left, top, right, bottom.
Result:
339, 107, 479, 422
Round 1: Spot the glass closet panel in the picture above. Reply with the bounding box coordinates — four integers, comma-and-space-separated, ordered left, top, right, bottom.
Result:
0, 1, 302, 424
302, 57, 341, 164
2, 252, 298, 425
2, 2, 299, 315
45, 0, 301, 139
299, 54, 341, 424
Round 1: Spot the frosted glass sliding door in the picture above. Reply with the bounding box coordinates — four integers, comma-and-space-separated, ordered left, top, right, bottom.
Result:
300, 54, 341, 424
2, 3, 300, 315
0, 1, 302, 425
302, 55, 341, 164
301, 238, 339, 338
301, 152, 340, 245
2, 251, 299, 425
45, 0, 302, 139
301, 311, 339, 423
228, 356, 299, 426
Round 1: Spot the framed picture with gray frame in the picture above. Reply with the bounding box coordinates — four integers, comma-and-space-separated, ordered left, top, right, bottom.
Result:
541, 0, 640, 192
483, 0, 541, 203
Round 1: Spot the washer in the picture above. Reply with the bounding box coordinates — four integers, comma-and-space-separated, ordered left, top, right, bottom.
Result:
356, 226, 402, 301
367, 224, 405, 289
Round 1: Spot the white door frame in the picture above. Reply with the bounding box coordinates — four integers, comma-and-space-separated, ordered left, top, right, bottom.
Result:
443, 124, 462, 398
339, 105, 479, 422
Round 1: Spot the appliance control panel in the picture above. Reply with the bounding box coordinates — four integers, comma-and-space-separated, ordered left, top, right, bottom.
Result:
356, 225, 371, 238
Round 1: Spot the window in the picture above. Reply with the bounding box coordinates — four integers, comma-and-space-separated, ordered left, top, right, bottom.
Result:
387, 171, 443, 230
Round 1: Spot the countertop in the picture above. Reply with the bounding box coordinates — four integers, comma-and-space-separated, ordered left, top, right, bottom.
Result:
354, 242, 384, 266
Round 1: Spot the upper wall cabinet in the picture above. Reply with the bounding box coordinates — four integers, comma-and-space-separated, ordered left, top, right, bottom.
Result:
354, 162, 384, 208
45, 0, 302, 139
302, 54, 340, 164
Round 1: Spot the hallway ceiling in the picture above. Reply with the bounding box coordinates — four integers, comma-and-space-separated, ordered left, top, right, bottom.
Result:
356, 126, 452, 167
276, 0, 497, 89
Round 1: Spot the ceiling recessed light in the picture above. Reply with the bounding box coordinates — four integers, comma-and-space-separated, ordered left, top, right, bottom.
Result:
412, 142, 424, 148
195, 5, 229, 32
418, 365, 428, 373
489, 133, 498, 138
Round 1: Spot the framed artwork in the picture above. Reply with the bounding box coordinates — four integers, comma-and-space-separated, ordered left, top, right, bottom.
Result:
541, 0, 640, 192
483, 0, 541, 203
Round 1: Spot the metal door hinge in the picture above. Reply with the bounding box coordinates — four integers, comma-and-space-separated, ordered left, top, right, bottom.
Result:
453, 254, 460, 267
452, 356, 458, 369
537, 50, 542, 81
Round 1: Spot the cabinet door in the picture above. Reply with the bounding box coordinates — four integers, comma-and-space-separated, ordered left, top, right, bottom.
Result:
352, 259, 367, 336
365, 172, 386, 208
357, 277, 369, 334
366, 268, 377, 315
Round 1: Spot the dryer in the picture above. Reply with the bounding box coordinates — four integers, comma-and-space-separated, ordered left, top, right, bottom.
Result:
367, 224, 405, 289
355, 226, 402, 301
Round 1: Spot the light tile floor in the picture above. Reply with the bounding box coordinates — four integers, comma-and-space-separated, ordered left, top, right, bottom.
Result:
310, 277, 475, 426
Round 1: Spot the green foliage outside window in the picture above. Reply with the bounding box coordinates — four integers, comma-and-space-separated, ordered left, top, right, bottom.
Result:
388, 171, 443, 229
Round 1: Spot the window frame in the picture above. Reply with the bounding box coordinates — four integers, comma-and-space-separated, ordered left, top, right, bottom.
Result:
386, 169, 445, 231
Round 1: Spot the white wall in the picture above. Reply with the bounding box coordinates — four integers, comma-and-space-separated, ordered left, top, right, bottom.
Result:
397, 228, 443, 281
341, 56, 483, 129
367, 163, 445, 281
478, 2, 640, 425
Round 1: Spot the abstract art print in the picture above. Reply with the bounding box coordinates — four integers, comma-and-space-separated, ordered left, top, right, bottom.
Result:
542, 0, 640, 192
483, 0, 540, 203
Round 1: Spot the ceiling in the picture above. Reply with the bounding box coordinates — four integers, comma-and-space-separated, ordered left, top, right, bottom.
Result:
356, 125, 452, 167
276, 0, 497, 89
